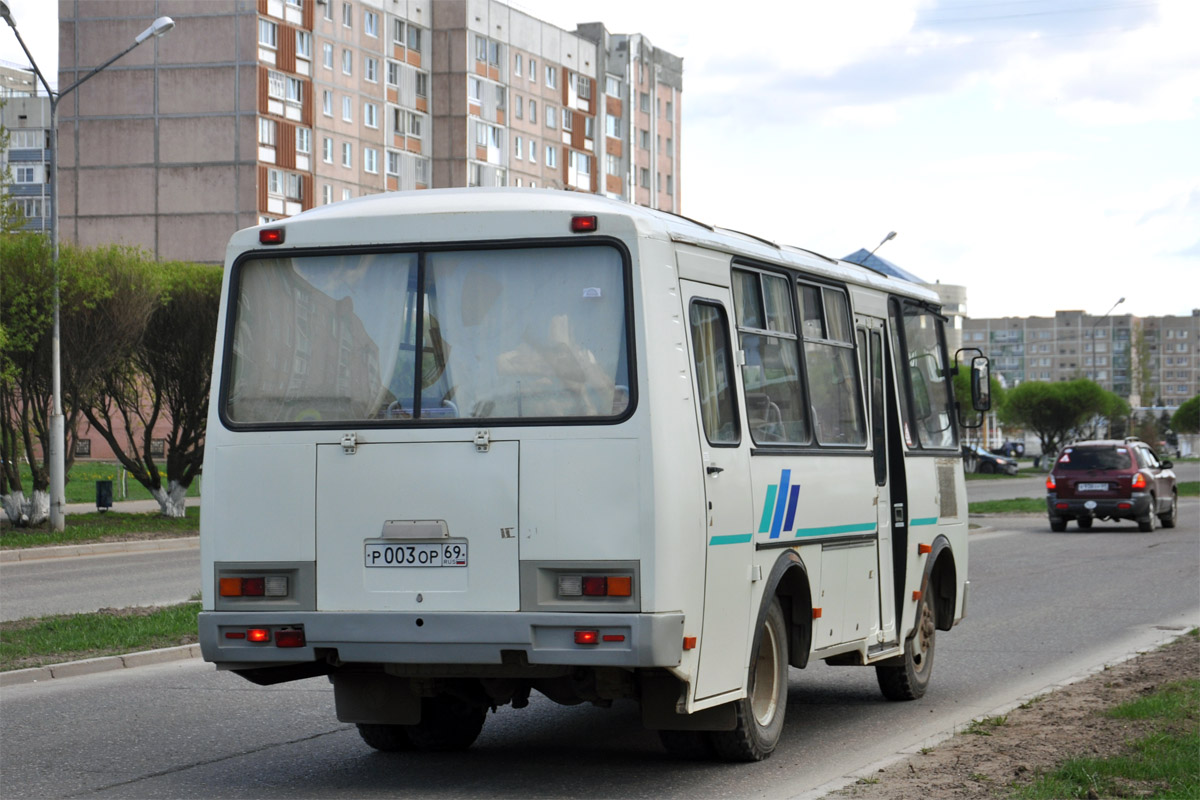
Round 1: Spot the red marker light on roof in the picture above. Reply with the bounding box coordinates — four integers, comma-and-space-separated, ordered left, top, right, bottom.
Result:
570, 215, 598, 233
259, 228, 285, 245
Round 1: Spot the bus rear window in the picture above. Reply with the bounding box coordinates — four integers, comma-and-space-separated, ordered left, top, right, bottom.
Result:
224, 244, 630, 425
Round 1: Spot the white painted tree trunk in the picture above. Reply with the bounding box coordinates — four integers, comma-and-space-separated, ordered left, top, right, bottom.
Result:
1, 490, 49, 527
151, 481, 189, 518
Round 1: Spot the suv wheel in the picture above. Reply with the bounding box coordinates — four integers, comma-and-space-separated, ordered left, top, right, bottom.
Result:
1049, 516, 1067, 532
1159, 491, 1178, 529
1137, 496, 1158, 532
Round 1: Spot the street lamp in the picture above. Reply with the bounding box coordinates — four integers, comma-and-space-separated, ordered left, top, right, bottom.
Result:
866, 231, 897, 261
1, 3, 175, 530
1092, 296, 1125, 331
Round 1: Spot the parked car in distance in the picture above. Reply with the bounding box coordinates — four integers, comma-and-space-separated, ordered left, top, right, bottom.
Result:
962, 444, 1019, 476
990, 440, 1025, 457
1045, 438, 1178, 532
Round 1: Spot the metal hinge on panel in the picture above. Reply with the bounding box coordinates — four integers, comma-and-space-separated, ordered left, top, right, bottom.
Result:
341, 432, 357, 455
474, 429, 490, 453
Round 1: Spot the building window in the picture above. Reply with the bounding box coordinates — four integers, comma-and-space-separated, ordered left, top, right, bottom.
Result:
545, 65, 556, 88
364, 147, 378, 174
407, 25, 422, 52
258, 18, 277, 48
322, 90, 332, 116
342, 96, 353, 121
285, 172, 303, 201
296, 31, 312, 60
416, 72, 428, 98
258, 118, 277, 146
496, 85, 506, 109
342, 142, 352, 167
529, 139, 537, 163
297, 127, 311, 154
606, 115, 620, 138
529, 58, 536, 81
393, 19, 404, 45
323, 0, 332, 20
14, 165, 37, 183
468, 77, 481, 102
342, 49, 352, 75
576, 153, 590, 175
387, 151, 401, 175
342, 2, 352, 27
387, 61, 400, 86
545, 146, 557, 168
475, 35, 488, 62
322, 42, 333, 69
605, 153, 619, 174
364, 102, 378, 128
667, 173, 673, 195
514, 53, 522, 76
267, 70, 285, 99
639, 129, 649, 149
546, 106, 557, 129
666, 100, 673, 118
407, 111, 423, 137
323, 184, 332, 204
365, 56, 378, 82
18, 198, 42, 217
562, 109, 571, 131
285, 76, 302, 103
640, 91, 649, 112
323, 136, 333, 162
576, 74, 591, 99
343, 188, 352, 201
529, 100, 536, 124
605, 75, 620, 97
74, 438, 91, 457
151, 439, 166, 457
640, 167, 649, 188
364, 9, 378, 36
514, 135, 523, 159
267, 168, 281, 195
514, 95, 523, 119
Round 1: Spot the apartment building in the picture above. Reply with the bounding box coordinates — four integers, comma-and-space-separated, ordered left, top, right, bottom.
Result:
53, 0, 683, 264
963, 309, 1199, 407
0, 62, 51, 232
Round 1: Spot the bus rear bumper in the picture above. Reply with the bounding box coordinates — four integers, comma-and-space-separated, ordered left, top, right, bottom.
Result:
198, 610, 686, 670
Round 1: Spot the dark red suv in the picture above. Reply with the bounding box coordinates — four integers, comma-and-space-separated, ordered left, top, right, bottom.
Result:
1046, 438, 1178, 532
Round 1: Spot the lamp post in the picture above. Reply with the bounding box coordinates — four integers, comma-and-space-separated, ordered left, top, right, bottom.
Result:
1092, 296, 1125, 332
866, 231, 897, 261
1, 3, 174, 530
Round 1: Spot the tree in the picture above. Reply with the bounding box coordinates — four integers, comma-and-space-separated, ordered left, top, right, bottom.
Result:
83, 262, 222, 516
998, 379, 1111, 466
1170, 395, 1199, 435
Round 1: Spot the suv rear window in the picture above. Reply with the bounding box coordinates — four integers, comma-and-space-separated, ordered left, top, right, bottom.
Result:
1056, 447, 1131, 471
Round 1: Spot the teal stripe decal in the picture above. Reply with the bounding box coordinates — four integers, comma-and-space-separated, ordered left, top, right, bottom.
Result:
758, 485, 778, 533
910, 517, 939, 526
709, 533, 754, 546
792, 522, 878, 538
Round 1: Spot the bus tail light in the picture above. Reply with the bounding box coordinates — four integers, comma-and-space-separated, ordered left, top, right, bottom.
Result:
574, 630, 599, 645
275, 628, 306, 648
219, 575, 289, 598
247, 628, 271, 643
557, 573, 634, 599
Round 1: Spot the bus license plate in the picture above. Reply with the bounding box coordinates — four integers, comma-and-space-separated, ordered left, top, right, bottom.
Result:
365, 541, 468, 568
1077, 483, 1107, 491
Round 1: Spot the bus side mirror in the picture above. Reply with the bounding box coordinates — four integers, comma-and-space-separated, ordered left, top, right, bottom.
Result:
971, 355, 991, 412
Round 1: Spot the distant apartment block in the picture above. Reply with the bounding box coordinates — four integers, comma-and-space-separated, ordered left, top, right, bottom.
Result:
1, 63, 52, 232
963, 309, 1199, 406
53, 0, 683, 263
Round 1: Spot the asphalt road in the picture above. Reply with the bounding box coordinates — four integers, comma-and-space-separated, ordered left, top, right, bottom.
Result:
2, 501, 1196, 799
0, 546, 200, 622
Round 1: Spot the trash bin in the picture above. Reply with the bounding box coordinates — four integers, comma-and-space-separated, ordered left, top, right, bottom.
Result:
96, 479, 113, 512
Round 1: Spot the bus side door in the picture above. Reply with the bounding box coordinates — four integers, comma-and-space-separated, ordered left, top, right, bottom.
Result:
681, 280, 755, 701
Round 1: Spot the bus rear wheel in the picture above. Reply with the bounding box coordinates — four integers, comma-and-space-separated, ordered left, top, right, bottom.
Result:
709, 597, 789, 762
406, 694, 487, 751
877, 597, 936, 701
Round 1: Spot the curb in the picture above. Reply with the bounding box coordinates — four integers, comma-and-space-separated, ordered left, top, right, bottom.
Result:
0, 536, 198, 563
0, 643, 202, 688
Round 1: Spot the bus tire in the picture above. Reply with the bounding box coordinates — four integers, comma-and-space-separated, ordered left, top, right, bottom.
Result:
356, 723, 414, 752
405, 695, 487, 752
876, 597, 936, 701
709, 597, 788, 762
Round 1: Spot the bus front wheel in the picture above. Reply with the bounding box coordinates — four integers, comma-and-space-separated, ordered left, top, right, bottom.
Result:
877, 597, 936, 701
709, 597, 789, 761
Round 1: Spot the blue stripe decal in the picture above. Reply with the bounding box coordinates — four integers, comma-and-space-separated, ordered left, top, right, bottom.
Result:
910, 517, 939, 526
792, 522, 878, 538
769, 469, 791, 539
758, 485, 778, 533
782, 484, 801, 533
709, 533, 754, 546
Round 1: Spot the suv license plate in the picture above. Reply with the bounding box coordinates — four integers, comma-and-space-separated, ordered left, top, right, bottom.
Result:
365, 541, 468, 568
1077, 482, 1108, 491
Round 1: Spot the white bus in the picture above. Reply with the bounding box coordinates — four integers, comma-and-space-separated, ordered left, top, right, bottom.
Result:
198, 189, 990, 761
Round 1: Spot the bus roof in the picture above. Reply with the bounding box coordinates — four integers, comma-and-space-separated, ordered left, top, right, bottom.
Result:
242, 188, 940, 305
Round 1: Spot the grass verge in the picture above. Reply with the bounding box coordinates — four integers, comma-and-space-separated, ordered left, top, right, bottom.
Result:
0, 507, 199, 549
1178, 481, 1198, 497
969, 497, 1045, 514
0, 602, 201, 672
11, 461, 200, 504
1013, 678, 1200, 799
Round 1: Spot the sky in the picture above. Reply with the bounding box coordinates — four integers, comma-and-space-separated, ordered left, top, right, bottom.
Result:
3, 0, 1197, 320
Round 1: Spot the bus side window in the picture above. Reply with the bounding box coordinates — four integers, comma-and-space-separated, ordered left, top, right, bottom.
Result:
689, 302, 739, 444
